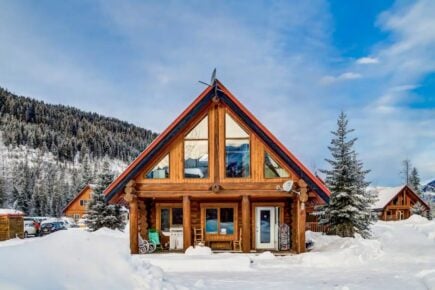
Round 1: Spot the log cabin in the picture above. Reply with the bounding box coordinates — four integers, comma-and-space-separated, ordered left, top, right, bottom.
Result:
104, 80, 330, 254
63, 185, 94, 221
372, 185, 430, 221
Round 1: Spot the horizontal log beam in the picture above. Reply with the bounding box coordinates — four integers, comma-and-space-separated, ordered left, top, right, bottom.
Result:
136, 191, 297, 199
136, 182, 287, 191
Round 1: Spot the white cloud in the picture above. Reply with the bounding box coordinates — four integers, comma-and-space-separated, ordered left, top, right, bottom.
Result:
356, 57, 379, 64
320, 72, 362, 85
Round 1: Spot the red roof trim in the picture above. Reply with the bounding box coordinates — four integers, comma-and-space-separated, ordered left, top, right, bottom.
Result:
104, 81, 330, 200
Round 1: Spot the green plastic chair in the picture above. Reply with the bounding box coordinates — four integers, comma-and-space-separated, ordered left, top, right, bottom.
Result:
148, 229, 163, 251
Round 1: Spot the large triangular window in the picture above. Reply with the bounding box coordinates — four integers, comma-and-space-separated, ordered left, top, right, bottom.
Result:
146, 154, 169, 179
184, 115, 209, 178
225, 113, 250, 177
264, 151, 289, 178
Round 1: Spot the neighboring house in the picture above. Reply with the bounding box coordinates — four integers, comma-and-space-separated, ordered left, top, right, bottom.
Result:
63, 185, 94, 221
104, 80, 330, 254
0, 209, 24, 241
371, 185, 430, 221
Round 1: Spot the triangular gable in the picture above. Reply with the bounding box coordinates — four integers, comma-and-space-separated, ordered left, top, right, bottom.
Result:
62, 184, 93, 214
376, 185, 431, 211
104, 80, 330, 202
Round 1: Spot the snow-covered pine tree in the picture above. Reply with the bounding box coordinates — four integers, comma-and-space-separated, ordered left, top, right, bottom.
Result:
315, 112, 374, 238
409, 167, 421, 195
0, 175, 5, 207
86, 160, 125, 231
411, 202, 428, 217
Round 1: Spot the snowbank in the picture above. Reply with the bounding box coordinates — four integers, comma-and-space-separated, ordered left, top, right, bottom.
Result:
0, 228, 176, 290
143, 253, 252, 272
185, 245, 212, 256
298, 231, 384, 267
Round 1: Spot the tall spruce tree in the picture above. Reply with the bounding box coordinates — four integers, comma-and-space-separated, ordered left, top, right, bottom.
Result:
409, 167, 421, 195
316, 112, 374, 238
86, 160, 125, 231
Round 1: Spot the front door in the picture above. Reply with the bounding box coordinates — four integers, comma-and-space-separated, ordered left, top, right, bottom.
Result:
255, 207, 276, 249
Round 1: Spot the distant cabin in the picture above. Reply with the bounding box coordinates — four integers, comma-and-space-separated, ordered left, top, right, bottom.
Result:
104, 80, 330, 254
63, 185, 94, 221
371, 185, 430, 221
0, 209, 24, 241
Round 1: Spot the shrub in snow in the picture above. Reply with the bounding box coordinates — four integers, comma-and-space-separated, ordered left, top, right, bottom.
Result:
411, 202, 430, 219
315, 112, 375, 238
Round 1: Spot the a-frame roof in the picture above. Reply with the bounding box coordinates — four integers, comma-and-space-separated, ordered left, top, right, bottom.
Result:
62, 184, 93, 214
371, 184, 430, 210
104, 80, 330, 202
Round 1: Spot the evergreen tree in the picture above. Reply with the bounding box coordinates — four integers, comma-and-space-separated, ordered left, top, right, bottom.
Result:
401, 159, 412, 185
86, 160, 125, 231
411, 202, 428, 218
409, 167, 421, 195
0, 175, 5, 207
315, 112, 374, 238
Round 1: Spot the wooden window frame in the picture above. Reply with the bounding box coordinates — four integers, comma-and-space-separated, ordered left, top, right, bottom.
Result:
224, 111, 251, 179
145, 153, 171, 180
156, 203, 183, 232
183, 113, 210, 179
200, 203, 238, 238
263, 150, 290, 179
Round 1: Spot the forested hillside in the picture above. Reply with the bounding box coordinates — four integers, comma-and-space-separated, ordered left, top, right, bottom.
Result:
0, 87, 157, 162
0, 87, 157, 216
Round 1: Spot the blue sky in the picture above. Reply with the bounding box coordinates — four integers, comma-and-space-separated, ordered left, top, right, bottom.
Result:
1, 0, 435, 186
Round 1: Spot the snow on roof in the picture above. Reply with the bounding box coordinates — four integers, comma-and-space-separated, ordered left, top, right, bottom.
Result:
0, 208, 24, 216
370, 186, 405, 209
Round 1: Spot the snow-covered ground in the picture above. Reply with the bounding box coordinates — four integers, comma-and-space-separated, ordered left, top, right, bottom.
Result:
1, 216, 435, 290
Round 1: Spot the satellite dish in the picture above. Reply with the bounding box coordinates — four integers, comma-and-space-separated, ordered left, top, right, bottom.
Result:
282, 180, 294, 192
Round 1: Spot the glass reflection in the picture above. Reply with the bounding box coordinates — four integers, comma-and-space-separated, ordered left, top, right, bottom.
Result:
264, 152, 289, 178
146, 154, 169, 179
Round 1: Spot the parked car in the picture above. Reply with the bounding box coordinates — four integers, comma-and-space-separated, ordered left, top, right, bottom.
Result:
23, 220, 37, 238
61, 217, 78, 228
40, 220, 67, 236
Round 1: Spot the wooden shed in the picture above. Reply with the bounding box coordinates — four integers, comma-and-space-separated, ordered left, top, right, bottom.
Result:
104, 80, 330, 254
0, 209, 24, 241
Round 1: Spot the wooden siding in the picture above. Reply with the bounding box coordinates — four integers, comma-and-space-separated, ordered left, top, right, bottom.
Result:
63, 186, 93, 219
0, 216, 24, 241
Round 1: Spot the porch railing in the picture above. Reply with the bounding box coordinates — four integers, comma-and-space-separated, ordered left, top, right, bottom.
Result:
305, 222, 328, 233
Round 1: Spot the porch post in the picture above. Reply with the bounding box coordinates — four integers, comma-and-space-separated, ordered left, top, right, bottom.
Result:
183, 195, 191, 250
242, 195, 251, 253
292, 179, 307, 254
125, 180, 138, 254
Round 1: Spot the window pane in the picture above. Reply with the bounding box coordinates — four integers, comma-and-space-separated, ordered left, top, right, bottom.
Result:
264, 152, 289, 178
260, 210, 271, 243
225, 113, 248, 138
161, 208, 170, 232
226, 139, 250, 177
205, 208, 218, 233
184, 140, 208, 178
172, 208, 183, 226
146, 155, 169, 179
220, 208, 234, 235
186, 116, 208, 139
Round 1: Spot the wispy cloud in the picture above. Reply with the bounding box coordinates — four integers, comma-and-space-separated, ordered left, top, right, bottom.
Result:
320, 72, 362, 85
356, 56, 379, 64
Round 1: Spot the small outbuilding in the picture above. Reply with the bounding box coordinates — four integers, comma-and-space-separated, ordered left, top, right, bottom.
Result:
0, 209, 24, 241
371, 185, 431, 221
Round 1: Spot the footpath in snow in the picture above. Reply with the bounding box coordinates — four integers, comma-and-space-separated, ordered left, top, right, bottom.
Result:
1, 216, 435, 290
